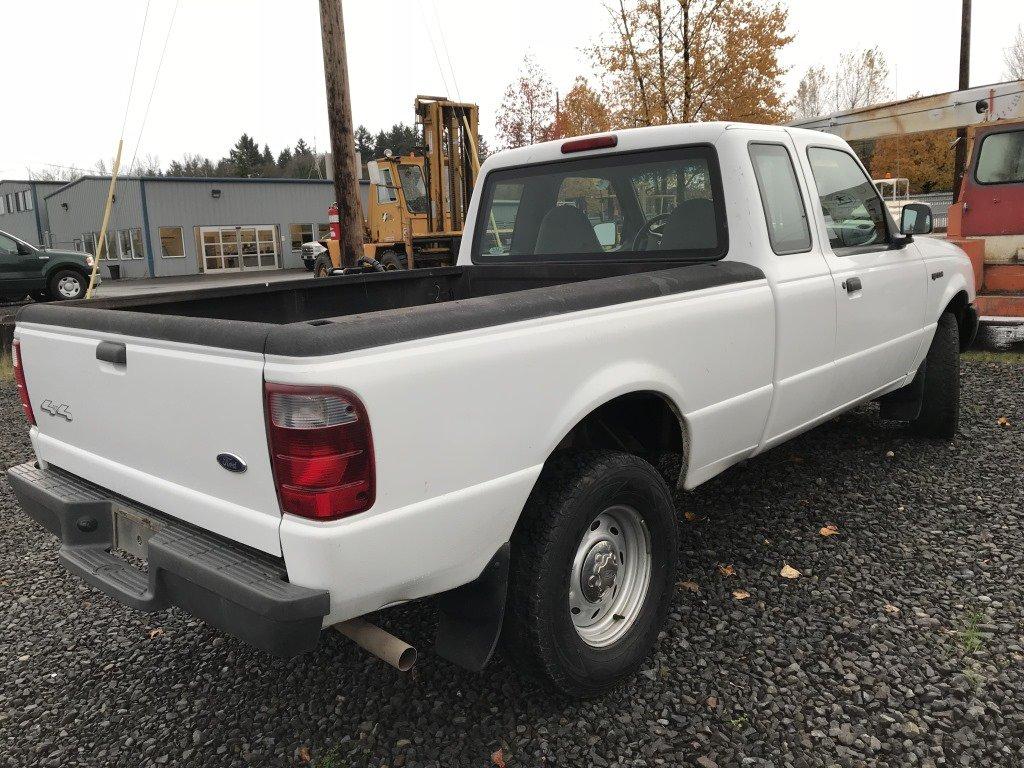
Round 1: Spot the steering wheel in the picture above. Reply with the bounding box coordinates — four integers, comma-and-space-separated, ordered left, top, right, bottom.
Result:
631, 213, 673, 251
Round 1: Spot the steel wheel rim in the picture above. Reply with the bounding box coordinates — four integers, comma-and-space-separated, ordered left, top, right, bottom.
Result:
58, 276, 81, 298
568, 504, 651, 648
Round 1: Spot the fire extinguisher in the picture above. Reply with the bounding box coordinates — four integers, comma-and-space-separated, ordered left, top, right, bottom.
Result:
328, 203, 341, 240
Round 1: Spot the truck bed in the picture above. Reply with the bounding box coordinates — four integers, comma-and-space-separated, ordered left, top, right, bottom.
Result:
17, 261, 763, 357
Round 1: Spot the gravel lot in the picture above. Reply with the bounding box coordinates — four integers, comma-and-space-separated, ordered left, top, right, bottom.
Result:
2, 360, 1023, 768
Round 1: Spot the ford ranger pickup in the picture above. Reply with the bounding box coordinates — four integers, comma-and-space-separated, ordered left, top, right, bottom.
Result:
7, 123, 978, 697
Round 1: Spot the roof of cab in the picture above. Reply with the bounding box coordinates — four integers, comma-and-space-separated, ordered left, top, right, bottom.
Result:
479, 121, 844, 173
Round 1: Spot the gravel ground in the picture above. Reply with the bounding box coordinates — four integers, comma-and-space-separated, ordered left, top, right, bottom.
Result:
2, 360, 1023, 768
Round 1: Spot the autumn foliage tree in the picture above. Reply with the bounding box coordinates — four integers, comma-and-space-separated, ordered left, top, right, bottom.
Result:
589, 0, 794, 128
556, 77, 612, 138
496, 53, 556, 149
868, 129, 957, 194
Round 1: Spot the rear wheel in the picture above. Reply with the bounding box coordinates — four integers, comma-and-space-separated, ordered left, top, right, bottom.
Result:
380, 251, 407, 271
48, 269, 85, 300
502, 451, 678, 698
910, 313, 960, 439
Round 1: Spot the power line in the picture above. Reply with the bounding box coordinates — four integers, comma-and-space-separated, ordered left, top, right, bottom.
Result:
120, 0, 153, 139
431, 0, 461, 102
129, 0, 181, 175
418, 2, 451, 97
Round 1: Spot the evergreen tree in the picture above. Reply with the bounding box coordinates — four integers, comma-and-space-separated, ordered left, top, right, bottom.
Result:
228, 133, 263, 177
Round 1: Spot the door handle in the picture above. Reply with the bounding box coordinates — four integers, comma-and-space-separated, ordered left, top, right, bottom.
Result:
842, 277, 862, 294
96, 341, 127, 365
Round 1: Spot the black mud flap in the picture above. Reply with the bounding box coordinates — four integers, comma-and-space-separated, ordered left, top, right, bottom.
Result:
434, 543, 510, 672
879, 360, 927, 421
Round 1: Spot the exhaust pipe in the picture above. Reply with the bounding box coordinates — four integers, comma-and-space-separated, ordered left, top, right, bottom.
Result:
333, 618, 417, 672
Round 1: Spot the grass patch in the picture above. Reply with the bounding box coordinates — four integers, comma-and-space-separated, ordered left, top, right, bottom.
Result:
0, 352, 12, 382
964, 349, 1024, 364
957, 610, 986, 654
727, 714, 749, 730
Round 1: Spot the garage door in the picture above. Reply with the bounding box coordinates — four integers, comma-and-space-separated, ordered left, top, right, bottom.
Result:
199, 225, 278, 273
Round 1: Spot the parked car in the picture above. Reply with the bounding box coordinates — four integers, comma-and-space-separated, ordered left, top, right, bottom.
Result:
300, 240, 327, 271
0, 229, 98, 302
8, 122, 977, 698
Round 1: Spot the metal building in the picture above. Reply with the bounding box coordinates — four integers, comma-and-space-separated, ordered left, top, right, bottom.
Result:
41, 176, 370, 279
0, 179, 67, 245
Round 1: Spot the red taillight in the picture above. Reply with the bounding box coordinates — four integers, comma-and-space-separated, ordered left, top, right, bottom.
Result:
561, 134, 618, 154
264, 383, 374, 521
12, 340, 35, 426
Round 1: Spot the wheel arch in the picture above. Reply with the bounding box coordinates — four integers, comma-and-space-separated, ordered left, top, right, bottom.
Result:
941, 288, 975, 351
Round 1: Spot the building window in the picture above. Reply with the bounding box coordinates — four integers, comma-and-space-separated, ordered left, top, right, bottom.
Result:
73, 238, 84, 252
0, 196, 5, 215
118, 228, 144, 260
20, 191, 33, 211
289, 223, 315, 252
159, 226, 185, 258
7, 193, 18, 213
317, 223, 331, 240
83, 231, 116, 259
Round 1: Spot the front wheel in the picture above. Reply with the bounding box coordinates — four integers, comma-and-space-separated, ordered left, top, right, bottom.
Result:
48, 269, 86, 300
312, 254, 334, 278
502, 451, 679, 698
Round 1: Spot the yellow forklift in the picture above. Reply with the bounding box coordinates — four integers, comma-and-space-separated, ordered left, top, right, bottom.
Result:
314, 96, 480, 276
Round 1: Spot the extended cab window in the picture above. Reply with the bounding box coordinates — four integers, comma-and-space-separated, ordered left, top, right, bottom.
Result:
472, 146, 726, 262
749, 143, 811, 254
807, 147, 888, 251
975, 129, 1024, 184
0, 232, 20, 256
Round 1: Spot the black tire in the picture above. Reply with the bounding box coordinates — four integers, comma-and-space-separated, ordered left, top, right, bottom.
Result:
502, 450, 679, 698
302, 260, 315, 272
312, 254, 334, 278
910, 313, 960, 439
380, 251, 407, 271
48, 269, 86, 301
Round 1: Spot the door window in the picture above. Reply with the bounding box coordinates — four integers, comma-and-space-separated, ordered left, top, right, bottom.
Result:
749, 143, 812, 254
807, 147, 888, 251
975, 129, 1024, 184
0, 232, 19, 256
377, 167, 399, 204
398, 164, 428, 214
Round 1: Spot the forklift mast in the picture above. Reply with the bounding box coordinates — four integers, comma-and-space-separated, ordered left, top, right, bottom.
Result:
415, 96, 480, 234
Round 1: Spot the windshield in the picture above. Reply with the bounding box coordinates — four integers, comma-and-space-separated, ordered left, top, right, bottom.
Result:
471, 146, 726, 263
398, 163, 428, 214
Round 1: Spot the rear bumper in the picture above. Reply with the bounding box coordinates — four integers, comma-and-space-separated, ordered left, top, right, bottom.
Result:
6, 461, 329, 657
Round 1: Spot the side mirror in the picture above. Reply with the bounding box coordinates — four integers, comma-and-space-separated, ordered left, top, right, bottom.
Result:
593, 222, 616, 248
901, 202, 933, 236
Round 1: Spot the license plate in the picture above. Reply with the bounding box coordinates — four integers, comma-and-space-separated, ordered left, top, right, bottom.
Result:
112, 504, 163, 560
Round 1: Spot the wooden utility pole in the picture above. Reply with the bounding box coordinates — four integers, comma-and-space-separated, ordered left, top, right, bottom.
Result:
953, 0, 972, 197
319, 0, 362, 268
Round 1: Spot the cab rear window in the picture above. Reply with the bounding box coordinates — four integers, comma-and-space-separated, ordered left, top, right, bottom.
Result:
471, 146, 727, 263
975, 129, 1024, 185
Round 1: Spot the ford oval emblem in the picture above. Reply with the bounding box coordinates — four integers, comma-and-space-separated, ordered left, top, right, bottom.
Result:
217, 453, 247, 473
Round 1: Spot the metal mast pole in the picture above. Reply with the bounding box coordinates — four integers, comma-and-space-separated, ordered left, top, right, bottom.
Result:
953, 0, 972, 197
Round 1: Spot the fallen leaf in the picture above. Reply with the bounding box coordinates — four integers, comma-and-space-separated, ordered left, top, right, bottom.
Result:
684, 511, 699, 522
491, 748, 507, 768
884, 603, 900, 614
789, 454, 804, 464
147, 628, 164, 639
997, 416, 1011, 428
678, 580, 700, 593
297, 746, 312, 764
718, 564, 736, 577
819, 524, 840, 537
885, 450, 895, 458
706, 695, 719, 708
732, 589, 751, 600
780, 563, 801, 579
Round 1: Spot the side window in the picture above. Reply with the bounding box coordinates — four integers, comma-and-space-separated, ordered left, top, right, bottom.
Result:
159, 227, 185, 258
975, 129, 1024, 184
0, 232, 19, 256
376, 167, 398, 204
556, 176, 621, 250
807, 147, 889, 251
748, 143, 812, 254
478, 181, 524, 256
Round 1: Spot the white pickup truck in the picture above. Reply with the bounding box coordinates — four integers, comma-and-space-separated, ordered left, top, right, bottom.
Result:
9, 123, 977, 698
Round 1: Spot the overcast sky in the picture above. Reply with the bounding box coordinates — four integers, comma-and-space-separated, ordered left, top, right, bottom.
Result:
1, 0, 1020, 179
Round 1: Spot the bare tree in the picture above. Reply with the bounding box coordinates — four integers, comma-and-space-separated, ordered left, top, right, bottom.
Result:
792, 46, 892, 118
1006, 25, 1024, 80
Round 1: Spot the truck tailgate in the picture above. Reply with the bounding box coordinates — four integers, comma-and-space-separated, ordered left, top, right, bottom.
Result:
16, 324, 282, 556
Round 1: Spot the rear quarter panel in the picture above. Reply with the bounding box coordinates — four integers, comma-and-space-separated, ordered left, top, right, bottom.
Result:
268, 278, 774, 624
